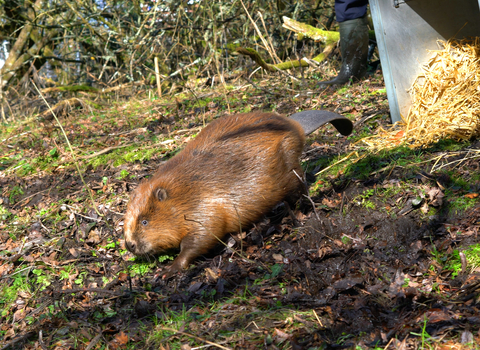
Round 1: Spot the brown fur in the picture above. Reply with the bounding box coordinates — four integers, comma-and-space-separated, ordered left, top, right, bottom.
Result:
123, 112, 310, 277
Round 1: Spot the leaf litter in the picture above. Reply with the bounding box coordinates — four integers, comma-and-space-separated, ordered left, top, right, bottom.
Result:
0, 73, 480, 349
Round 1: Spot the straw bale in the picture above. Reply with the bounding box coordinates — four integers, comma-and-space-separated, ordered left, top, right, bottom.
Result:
362, 38, 480, 150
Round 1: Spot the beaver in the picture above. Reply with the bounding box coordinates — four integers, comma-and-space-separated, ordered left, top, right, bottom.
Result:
124, 110, 353, 278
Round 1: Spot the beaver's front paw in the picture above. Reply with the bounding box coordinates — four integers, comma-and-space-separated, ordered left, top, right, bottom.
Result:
154, 261, 183, 281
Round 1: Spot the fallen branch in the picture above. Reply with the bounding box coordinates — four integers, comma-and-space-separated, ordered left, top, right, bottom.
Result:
100, 80, 147, 93
235, 17, 341, 72
41, 85, 98, 94
282, 16, 340, 43
53, 287, 123, 296
237, 47, 312, 72
78, 143, 136, 160
282, 16, 375, 43
237, 16, 375, 73
37, 97, 85, 121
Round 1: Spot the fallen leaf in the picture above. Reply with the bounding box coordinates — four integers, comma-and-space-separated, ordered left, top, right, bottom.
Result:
274, 328, 291, 340
108, 331, 128, 349
205, 267, 218, 281
86, 229, 101, 244
416, 308, 456, 323
69, 248, 79, 258
118, 272, 128, 281
24, 255, 35, 263
321, 198, 339, 208
393, 130, 405, 143
272, 253, 283, 262
461, 330, 473, 344
13, 308, 27, 321
333, 277, 363, 291
421, 202, 429, 214
426, 187, 444, 207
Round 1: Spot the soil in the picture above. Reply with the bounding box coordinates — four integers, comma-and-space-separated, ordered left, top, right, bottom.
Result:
0, 77, 479, 349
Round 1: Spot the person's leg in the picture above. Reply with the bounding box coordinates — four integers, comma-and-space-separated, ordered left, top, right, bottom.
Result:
318, 0, 369, 86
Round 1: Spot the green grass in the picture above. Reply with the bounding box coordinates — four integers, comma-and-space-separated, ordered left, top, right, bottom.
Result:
0, 273, 31, 319
126, 259, 157, 277
117, 169, 131, 180
113, 147, 166, 167
410, 315, 435, 349
448, 195, 480, 215
1, 142, 172, 176
146, 306, 200, 348
0, 205, 10, 220
352, 188, 376, 210
32, 268, 54, 290
445, 244, 480, 277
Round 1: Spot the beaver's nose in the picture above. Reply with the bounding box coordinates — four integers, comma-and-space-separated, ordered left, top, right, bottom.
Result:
125, 240, 136, 253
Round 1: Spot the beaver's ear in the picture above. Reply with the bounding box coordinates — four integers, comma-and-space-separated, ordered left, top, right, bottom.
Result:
155, 187, 168, 201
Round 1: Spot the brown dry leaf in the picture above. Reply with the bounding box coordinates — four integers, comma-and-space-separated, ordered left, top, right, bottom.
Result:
18, 291, 31, 298
204, 267, 218, 281
274, 328, 291, 340
272, 253, 283, 262
68, 247, 79, 258
317, 247, 332, 259
322, 198, 339, 208
13, 308, 27, 321
108, 331, 129, 349
3, 327, 15, 340
86, 229, 101, 244
0, 263, 13, 276
421, 202, 429, 214
333, 239, 344, 247
416, 308, 456, 323
393, 130, 404, 144
389, 338, 407, 350
426, 187, 444, 207
41, 251, 58, 265
24, 255, 35, 263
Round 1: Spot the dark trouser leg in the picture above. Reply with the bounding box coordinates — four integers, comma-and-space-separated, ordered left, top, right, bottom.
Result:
318, 15, 369, 87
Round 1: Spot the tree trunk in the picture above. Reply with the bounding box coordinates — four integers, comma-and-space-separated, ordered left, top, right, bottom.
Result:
0, 0, 44, 86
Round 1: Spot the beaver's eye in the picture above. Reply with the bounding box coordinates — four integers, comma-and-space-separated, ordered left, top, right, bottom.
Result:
141, 220, 148, 226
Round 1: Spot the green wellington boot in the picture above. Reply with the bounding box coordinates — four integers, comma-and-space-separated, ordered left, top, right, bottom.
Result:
318, 16, 369, 87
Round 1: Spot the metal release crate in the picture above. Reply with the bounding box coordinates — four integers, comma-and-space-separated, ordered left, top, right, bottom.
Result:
369, 0, 480, 123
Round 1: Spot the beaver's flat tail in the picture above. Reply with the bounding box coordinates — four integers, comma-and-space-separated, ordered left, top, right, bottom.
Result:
289, 110, 353, 136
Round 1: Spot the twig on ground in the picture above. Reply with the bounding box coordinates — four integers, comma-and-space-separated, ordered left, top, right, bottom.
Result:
54, 287, 123, 296
79, 143, 135, 160
12, 189, 50, 207
243, 76, 283, 97
159, 327, 233, 350
84, 333, 103, 350
339, 192, 345, 216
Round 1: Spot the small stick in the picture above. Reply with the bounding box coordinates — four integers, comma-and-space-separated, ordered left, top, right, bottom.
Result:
339, 192, 345, 216
154, 56, 162, 98
54, 287, 122, 296
239, 0, 276, 64
160, 327, 233, 350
